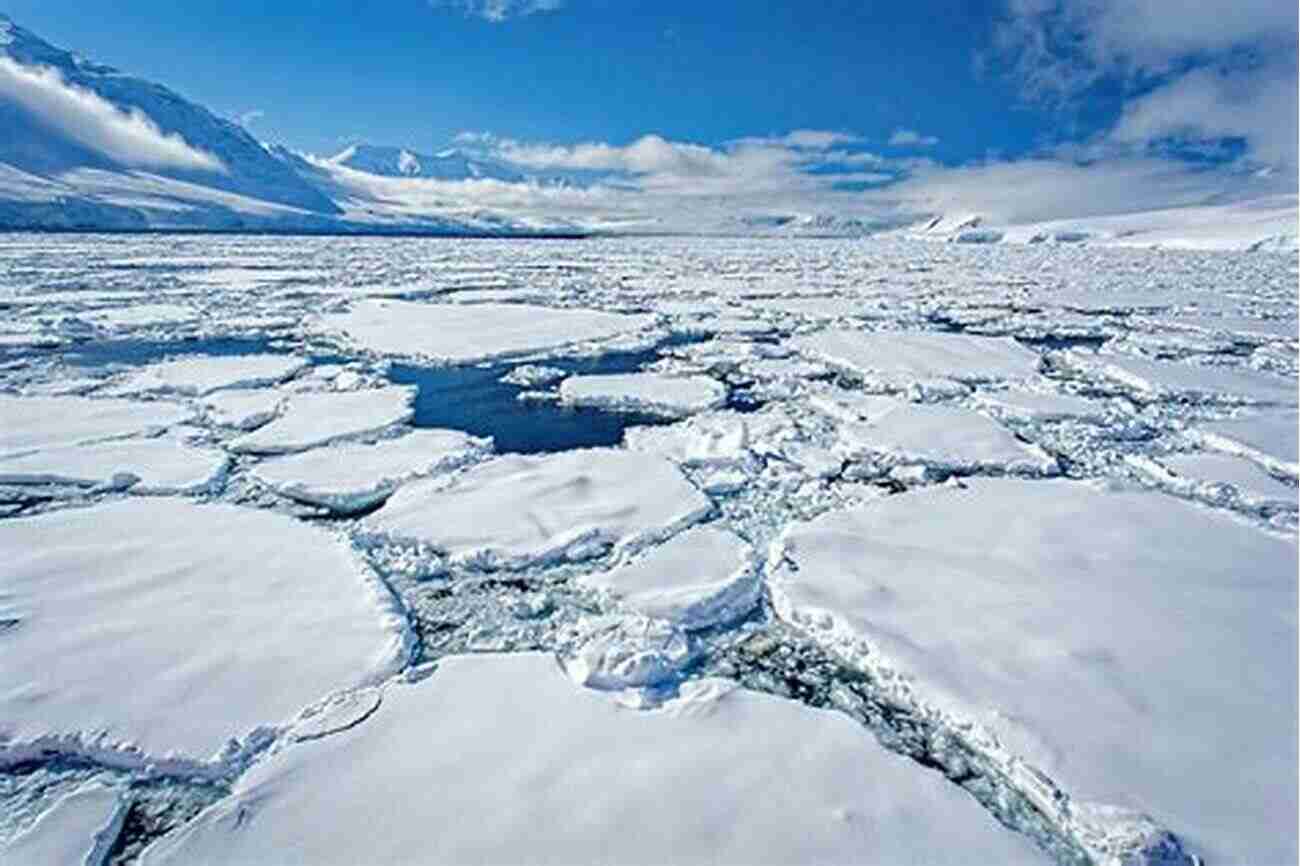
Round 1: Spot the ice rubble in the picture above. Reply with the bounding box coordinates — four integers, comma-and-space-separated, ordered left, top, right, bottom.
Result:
833, 402, 1059, 477
579, 525, 759, 630
0, 499, 411, 765
366, 448, 712, 570
251, 429, 491, 514
769, 479, 1298, 866
0, 784, 125, 866
112, 354, 306, 396
0, 433, 227, 493
793, 329, 1041, 386
0, 395, 191, 457
228, 386, 414, 454
317, 298, 655, 363
558, 373, 727, 418
141, 654, 1043, 866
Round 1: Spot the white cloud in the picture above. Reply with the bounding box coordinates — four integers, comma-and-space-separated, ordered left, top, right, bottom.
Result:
430, 0, 563, 23
888, 128, 939, 147
0, 56, 225, 173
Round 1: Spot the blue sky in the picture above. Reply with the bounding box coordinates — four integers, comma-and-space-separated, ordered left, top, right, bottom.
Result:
1, 0, 1295, 228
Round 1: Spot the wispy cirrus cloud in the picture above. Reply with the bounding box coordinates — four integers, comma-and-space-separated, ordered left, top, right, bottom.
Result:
0, 56, 225, 173
888, 128, 939, 148
429, 0, 563, 23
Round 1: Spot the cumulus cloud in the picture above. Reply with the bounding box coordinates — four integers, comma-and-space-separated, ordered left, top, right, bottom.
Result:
430, 0, 563, 23
888, 128, 939, 147
0, 56, 225, 173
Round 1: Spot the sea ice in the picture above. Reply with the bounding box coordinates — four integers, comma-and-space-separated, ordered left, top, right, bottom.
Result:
0, 395, 192, 457
1076, 353, 1298, 406
366, 448, 711, 569
1134, 452, 1297, 508
1194, 409, 1299, 478
559, 373, 727, 418
0, 785, 124, 866
793, 329, 1041, 386
113, 354, 306, 396
0, 499, 411, 764
835, 403, 1059, 476
317, 298, 654, 363
142, 653, 1043, 866
0, 433, 228, 493
201, 388, 283, 430
228, 386, 415, 454
251, 429, 491, 514
975, 389, 1114, 424
579, 526, 758, 629
769, 479, 1298, 866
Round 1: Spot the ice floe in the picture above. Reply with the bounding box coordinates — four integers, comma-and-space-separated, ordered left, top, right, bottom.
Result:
0, 499, 411, 766
201, 388, 283, 430
228, 386, 414, 454
318, 298, 654, 363
142, 653, 1043, 866
1068, 352, 1298, 406
793, 329, 1041, 387
251, 429, 491, 514
366, 448, 711, 570
111, 354, 306, 396
0, 433, 228, 493
558, 373, 727, 418
0, 395, 192, 457
769, 479, 1298, 865
579, 525, 758, 629
1193, 409, 1299, 479
0, 784, 125, 866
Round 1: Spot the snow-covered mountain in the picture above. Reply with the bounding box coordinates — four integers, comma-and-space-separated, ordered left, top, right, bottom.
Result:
327, 144, 527, 183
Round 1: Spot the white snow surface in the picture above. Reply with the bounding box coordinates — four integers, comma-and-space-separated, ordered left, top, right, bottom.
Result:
367, 449, 712, 569
251, 429, 491, 513
579, 526, 758, 629
112, 354, 306, 396
559, 373, 727, 418
769, 479, 1298, 866
976, 389, 1114, 423
142, 653, 1043, 866
0, 433, 227, 493
228, 386, 414, 454
1151, 452, 1297, 505
1195, 410, 1300, 477
793, 329, 1041, 385
317, 299, 654, 363
0, 499, 411, 764
0, 785, 124, 866
0, 395, 191, 457
1082, 354, 1298, 406
202, 388, 283, 430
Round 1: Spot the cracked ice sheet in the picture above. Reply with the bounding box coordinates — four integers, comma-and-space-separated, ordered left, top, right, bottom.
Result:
142, 653, 1043, 866
111, 354, 307, 397
792, 329, 1041, 385
0, 396, 192, 458
579, 526, 758, 630
0, 499, 411, 765
769, 479, 1298, 866
559, 373, 726, 419
975, 389, 1114, 424
0, 433, 228, 493
316, 298, 655, 364
836, 402, 1059, 476
228, 386, 415, 455
251, 429, 491, 514
1139, 452, 1297, 507
0, 785, 124, 865
367, 448, 711, 570
1195, 410, 1299, 477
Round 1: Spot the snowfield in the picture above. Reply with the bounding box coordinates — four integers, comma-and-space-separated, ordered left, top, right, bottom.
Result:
0, 233, 1295, 865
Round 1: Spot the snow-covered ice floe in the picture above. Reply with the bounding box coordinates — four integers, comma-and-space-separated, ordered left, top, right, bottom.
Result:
365, 448, 711, 570
251, 429, 491, 514
793, 329, 1041, 388
0, 433, 228, 494
111, 354, 307, 396
1129, 452, 1297, 512
769, 479, 1298, 866
140, 653, 1043, 866
0, 395, 191, 457
0, 499, 411, 769
0, 784, 126, 866
1191, 409, 1299, 480
975, 389, 1116, 424
558, 373, 727, 419
834, 402, 1059, 478
317, 298, 654, 364
201, 388, 283, 430
228, 386, 414, 454
579, 525, 758, 630
1066, 352, 1298, 406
